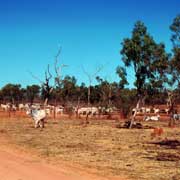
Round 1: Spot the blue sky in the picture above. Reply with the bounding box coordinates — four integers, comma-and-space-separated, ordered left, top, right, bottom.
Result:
0, 0, 180, 88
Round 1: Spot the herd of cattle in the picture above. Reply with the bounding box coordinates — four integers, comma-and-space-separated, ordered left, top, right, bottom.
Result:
133, 106, 180, 122
0, 103, 180, 128
0, 103, 116, 115
0, 103, 64, 115
0, 103, 116, 128
0, 103, 179, 117
132, 107, 169, 115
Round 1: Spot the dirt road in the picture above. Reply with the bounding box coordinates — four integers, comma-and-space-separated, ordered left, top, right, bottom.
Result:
0, 135, 126, 180
0, 148, 110, 180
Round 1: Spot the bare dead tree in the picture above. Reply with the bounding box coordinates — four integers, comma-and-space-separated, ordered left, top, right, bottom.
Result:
54, 47, 62, 87
27, 47, 66, 122
82, 65, 104, 106
43, 64, 53, 106
129, 95, 146, 129
81, 65, 104, 124
28, 71, 44, 85
54, 47, 68, 87
53, 47, 68, 118
28, 64, 53, 107
129, 99, 140, 129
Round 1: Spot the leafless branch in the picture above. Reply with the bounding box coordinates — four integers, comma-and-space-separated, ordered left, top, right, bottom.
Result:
92, 65, 104, 78
82, 64, 104, 106
28, 64, 53, 106
54, 47, 62, 77
27, 70, 44, 84
81, 65, 91, 83
45, 64, 52, 82
54, 47, 68, 86
82, 64, 104, 85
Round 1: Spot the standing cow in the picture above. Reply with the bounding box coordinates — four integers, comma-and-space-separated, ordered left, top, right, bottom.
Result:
26, 107, 46, 128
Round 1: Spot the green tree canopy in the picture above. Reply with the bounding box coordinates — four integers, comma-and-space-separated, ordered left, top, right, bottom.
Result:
26, 85, 40, 104
170, 15, 180, 88
120, 21, 169, 98
1, 84, 22, 103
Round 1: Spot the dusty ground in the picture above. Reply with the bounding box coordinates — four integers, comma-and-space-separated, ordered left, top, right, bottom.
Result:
0, 117, 180, 180
0, 146, 107, 180
0, 147, 125, 180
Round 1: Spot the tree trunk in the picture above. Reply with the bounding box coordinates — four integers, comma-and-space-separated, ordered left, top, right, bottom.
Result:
88, 86, 90, 106
107, 85, 112, 107
168, 103, 175, 127
129, 98, 141, 129
76, 97, 80, 118
167, 91, 175, 127
44, 98, 48, 107
53, 99, 57, 120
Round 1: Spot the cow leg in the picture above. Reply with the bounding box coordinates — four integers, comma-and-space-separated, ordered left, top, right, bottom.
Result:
35, 120, 40, 128
39, 119, 44, 128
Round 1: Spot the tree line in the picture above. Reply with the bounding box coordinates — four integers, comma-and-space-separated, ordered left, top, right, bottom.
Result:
0, 78, 174, 116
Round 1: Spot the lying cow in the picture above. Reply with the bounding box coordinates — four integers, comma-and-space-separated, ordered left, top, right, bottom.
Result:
144, 115, 160, 121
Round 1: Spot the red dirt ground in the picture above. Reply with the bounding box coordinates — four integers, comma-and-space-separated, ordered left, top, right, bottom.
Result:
0, 136, 127, 180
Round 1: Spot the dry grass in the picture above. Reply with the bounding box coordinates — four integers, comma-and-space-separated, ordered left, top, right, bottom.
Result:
0, 117, 180, 180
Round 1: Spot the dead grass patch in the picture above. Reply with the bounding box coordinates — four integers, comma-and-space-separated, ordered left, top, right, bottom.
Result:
0, 118, 179, 180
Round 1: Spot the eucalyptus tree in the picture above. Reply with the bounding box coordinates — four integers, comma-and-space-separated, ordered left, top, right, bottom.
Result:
78, 82, 88, 104
26, 85, 40, 104
96, 76, 112, 106
116, 66, 129, 89
167, 15, 180, 126
170, 15, 180, 87
120, 21, 169, 128
1, 84, 23, 104
61, 75, 77, 103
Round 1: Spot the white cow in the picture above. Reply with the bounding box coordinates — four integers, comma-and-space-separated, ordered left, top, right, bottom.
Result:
144, 115, 160, 121
132, 107, 143, 115
45, 108, 51, 115
26, 108, 46, 128
19, 103, 25, 111
165, 108, 169, 114
145, 108, 151, 113
154, 108, 160, 114
1, 104, 9, 111
12, 104, 17, 111
31, 103, 41, 109
25, 103, 30, 109
55, 106, 64, 115
78, 107, 98, 116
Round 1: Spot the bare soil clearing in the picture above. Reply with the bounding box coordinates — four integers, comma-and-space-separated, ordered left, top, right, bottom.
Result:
0, 136, 124, 180
0, 117, 180, 180
0, 148, 95, 180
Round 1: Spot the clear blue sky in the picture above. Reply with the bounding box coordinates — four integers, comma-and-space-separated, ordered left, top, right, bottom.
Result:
0, 0, 180, 88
